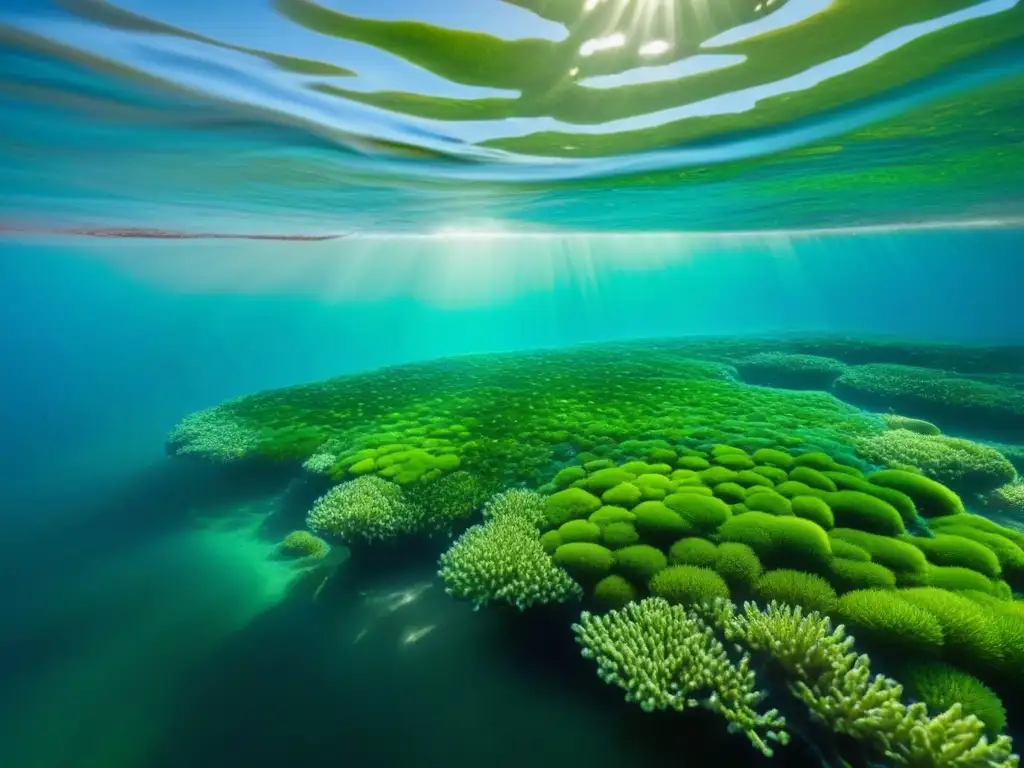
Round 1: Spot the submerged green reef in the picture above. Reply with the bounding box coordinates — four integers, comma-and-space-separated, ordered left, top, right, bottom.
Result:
169, 336, 1024, 766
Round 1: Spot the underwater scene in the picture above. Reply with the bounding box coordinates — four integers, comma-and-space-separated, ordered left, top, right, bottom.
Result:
2, 1, 1024, 767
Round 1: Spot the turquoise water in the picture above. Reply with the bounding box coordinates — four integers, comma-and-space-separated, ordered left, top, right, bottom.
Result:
2, 2, 1024, 767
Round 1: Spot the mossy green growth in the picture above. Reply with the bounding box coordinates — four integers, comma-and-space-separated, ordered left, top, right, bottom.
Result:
664, 493, 731, 532
902, 661, 1006, 736
734, 470, 774, 488
793, 452, 839, 471
545, 488, 602, 527
601, 521, 640, 549
619, 461, 654, 475
552, 465, 587, 488
637, 485, 667, 501
714, 542, 763, 590
539, 530, 562, 554
375, 448, 459, 484
933, 513, 1024, 550
827, 558, 897, 593
752, 448, 794, 469
883, 415, 942, 435
700, 466, 740, 486
774, 480, 818, 499
349, 457, 376, 475
713, 453, 756, 471
906, 534, 1002, 579
669, 484, 714, 496
711, 444, 748, 458
592, 574, 638, 611
278, 530, 330, 559
712, 482, 747, 504
836, 589, 944, 655
649, 565, 730, 606
897, 588, 1006, 672
648, 448, 678, 464
558, 519, 602, 544
929, 519, 1024, 584
925, 565, 998, 595
677, 455, 711, 471
823, 491, 905, 536
635, 473, 673, 491
585, 468, 638, 494
589, 505, 636, 526
745, 491, 793, 516
856, 429, 1015, 496
791, 496, 834, 529
868, 469, 965, 518
602, 482, 643, 508
789, 467, 837, 492
718, 511, 832, 570
754, 569, 838, 614
585, 459, 616, 472
830, 539, 872, 562
752, 465, 789, 484
822, 472, 919, 525
668, 537, 719, 568
633, 501, 694, 543
553, 542, 616, 582
830, 529, 927, 574
614, 544, 668, 585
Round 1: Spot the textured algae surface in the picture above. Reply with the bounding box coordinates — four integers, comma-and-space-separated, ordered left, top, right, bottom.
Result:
169, 335, 1024, 765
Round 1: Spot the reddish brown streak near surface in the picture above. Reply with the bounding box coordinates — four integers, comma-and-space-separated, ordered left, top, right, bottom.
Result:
0, 224, 351, 240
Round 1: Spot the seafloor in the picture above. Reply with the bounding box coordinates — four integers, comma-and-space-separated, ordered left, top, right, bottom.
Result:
26, 335, 1024, 768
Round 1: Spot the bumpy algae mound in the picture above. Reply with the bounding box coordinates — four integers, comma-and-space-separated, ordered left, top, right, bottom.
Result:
881, 414, 942, 435
902, 661, 1007, 737
856, 429, 1016, 496
306, 475, 411, 544
518, 448, 1024, 704
530, 450, 1019, 615
277, 530, 330, 559
168, 340, 891, 489
307, 473, 479, 544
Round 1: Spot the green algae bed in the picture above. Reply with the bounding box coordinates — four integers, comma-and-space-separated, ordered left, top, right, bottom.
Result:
171, 336, 1024, 766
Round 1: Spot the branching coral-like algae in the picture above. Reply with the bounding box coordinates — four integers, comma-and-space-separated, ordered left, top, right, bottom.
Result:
575, 599, 1018, 767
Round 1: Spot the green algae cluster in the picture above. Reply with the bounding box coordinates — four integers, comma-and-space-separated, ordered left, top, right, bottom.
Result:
164, 336, 1024, 762
168, 341, 893, 486
532, 445, 1024, 693
277, 530, 330, 559
436, 442, 1024, 761
168, 339, 1023, 542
